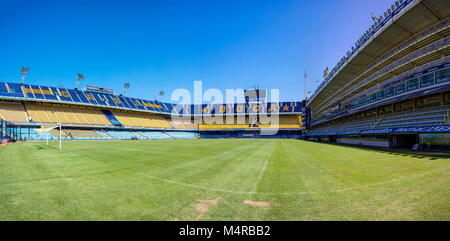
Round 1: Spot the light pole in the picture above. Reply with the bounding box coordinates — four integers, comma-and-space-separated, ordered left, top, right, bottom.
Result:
304, 70, 308, 100
75, 73, 85, 90
20, 66, 29, 85
121, 82, 130, 96
59, 123, 62, 150
155, 90, 164, 101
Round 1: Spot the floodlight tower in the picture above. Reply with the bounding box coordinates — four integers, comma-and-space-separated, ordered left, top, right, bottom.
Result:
20, 66, 30, 85
121, 82, 130, 96
323, 67, 329, 80
75, 73, 85, 90
155, 90, 165, 102
304, 70, 308, 100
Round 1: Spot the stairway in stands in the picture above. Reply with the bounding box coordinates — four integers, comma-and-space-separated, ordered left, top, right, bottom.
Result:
101, 110, 123, 126
162, 132, 175, 139
99, 129, 116, 140
135, 132, 149, 140
21, 101, 31, 122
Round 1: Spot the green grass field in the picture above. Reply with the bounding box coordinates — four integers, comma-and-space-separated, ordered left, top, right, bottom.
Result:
0, 139, 449, 220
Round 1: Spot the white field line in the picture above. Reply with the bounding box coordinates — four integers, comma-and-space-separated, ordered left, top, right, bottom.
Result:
132, 166, 450, 196
247, 140, 273, 193
252, 158, 269, 193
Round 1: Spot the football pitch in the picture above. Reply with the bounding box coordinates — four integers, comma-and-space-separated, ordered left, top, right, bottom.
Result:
0, 139, 449, 221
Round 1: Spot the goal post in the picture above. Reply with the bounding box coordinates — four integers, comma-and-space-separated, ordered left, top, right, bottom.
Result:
34, 125, 62, 150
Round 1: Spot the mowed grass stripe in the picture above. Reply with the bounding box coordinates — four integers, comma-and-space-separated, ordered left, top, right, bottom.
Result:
135, 139, 275, 193
0, 139, 448, 220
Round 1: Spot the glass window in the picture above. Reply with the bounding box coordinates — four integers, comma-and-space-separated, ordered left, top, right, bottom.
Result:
369, 93, 377, 103
406, 78, 419, 92
420, 73, 434, 88
395, 82, 406, 95
435, 68, 450, 84
386, 86, 395, 97
350, 101, 356, 108
357, 98, 363, 106
376, 90, 385, 100
420, 133, 450, 147
362, 96, 369, 105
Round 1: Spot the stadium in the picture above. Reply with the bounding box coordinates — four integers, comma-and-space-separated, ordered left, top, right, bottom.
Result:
0, 0, 449, 221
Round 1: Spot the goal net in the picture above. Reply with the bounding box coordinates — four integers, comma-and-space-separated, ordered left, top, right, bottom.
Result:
34, 125, 61, 149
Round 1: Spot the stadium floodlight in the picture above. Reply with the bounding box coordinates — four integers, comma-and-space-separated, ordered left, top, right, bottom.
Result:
121, 82, 130, 96
304, 70, 308, 100
75, 73, 85, 90
155, 90, 165, 101
20, 66, 29, 85
323, 66, 330, 79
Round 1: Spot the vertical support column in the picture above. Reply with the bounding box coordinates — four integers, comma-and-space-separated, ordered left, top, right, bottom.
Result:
59, 124, 62, 150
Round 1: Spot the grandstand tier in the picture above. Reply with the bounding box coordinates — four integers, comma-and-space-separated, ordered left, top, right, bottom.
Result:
198, 115, 303, 130
306, 0, 450, 150
0, 102, 28, 123
0, 98, 304, 141
0, 99, 304, 132
0, 82, 303, 115
0, 80, 305, 140
111, 110, 171, 129
25, 102, 111, 125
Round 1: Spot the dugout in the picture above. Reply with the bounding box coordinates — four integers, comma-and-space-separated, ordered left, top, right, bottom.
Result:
390, 134, 419, 149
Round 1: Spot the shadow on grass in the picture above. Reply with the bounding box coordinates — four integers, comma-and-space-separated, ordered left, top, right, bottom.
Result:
310, 141, 450, 160
35, 144, 58, 150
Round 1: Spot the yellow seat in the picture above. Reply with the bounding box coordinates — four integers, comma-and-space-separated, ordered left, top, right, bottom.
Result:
0, 102, 28, 122
25, 103, 111, 125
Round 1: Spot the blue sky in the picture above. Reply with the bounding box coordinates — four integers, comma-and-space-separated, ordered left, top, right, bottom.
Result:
0, 0, 396, 102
